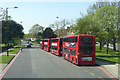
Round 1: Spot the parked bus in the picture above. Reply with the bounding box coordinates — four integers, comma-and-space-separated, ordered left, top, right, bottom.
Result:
40, 39, 44, 49
62, 35, 95, 65
50, 38, 63, 56
43, 39, 51, 52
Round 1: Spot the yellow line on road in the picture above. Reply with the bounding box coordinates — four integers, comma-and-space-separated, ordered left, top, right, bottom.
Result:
98, 77, 104, 80
90, 73, 95, 76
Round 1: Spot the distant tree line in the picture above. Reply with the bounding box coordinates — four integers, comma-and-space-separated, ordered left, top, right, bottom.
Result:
28, 24, 57, 42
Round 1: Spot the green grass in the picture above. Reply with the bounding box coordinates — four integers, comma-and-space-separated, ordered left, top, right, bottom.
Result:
96, 46, 120, 64
0, 44, 7, 47
32, 42, 38, 45
9, 47, 20, 54
0, 55, 15, 63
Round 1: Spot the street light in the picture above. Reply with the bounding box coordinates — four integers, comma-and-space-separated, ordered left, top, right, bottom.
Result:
56, 16, 66, 37
5, 6, 18, 21
5, 6, 18, 56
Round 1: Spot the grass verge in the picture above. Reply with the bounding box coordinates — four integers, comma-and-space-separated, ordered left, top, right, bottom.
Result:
0, 55, 15, 63
9, 47, 20, 54
0, 44, 21, 64
96, 46, 120, 64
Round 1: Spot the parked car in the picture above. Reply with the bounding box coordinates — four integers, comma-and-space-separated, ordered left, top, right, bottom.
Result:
22, 41, 33, 48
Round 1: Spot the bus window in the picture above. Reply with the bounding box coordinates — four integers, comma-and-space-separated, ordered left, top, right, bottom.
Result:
81, 37, 93, 45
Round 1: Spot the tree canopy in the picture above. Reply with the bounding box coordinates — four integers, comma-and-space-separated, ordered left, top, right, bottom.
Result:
73, 1, 119, 51
2, 20, 24, 44
42, 27, 57, 38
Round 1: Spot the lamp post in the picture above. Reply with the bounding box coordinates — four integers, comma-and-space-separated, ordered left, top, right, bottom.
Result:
5, 6, 18, 56
5, 6, 18, 21
56, 16, 66, 37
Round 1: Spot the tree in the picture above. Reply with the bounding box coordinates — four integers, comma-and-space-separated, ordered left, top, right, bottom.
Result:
2, 20, 24, 45
73, 1, 118, 52
29, 24, 44, 35
94, 5, 118, 52
49, 19, 73, 37
29, 24, 44, 42
87, 1, 118, 51
42, 27, 57, 38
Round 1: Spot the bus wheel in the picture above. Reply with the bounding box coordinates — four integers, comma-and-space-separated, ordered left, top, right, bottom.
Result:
72, 58, 74, 64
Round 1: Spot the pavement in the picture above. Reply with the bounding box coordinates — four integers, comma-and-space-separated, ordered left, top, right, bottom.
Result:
0, 45, 119, 79
0, 46, 18, 75
96, 59, 119, 79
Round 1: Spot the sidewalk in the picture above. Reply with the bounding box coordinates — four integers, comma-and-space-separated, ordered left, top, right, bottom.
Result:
0, 48, 17, 74
96, 58, 119, 79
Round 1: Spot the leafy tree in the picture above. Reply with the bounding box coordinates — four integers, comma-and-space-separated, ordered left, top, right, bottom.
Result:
42, 27, 57, 38
94, 5, 118, 52
29, 24, 44, 42
73, 1, 118, 52
29, 24, 44, 34
86, 1, 118, 51
2, 20, 24, 45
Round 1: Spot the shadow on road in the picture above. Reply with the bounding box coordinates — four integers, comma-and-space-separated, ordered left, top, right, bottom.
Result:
95, 58, 117, 65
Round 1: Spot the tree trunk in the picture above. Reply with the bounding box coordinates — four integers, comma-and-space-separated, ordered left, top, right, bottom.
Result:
113, 41, 116, 51
113, 33, 116, 51
106, 42, 109, 54
100, 41, 102, 50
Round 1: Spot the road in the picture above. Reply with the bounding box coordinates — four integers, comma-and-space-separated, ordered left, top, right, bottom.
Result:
1, 45, 115, 79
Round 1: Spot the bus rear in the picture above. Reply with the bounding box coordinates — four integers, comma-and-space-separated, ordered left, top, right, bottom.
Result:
62, 35, 95, 65
78, 35, 95, 65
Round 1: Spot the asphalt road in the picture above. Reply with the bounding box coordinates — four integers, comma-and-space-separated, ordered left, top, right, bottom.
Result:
2, 45, 112, 79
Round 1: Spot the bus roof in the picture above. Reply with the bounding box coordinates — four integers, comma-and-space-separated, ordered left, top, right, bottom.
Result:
43, 38, 50, 40
50, 37, 63, 40
63, 34, 95, 38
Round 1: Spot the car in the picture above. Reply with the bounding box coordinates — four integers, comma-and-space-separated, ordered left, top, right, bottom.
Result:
22, 41, 32, 48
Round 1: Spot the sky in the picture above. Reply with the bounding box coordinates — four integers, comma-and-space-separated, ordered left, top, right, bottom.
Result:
0, 1, 96, 34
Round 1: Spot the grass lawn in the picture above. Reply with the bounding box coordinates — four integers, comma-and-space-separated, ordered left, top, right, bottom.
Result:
96, 46, 120, 64
0, 44, 7, 47
9, 47, 20, 54
0, 55, 15, 63
32, 42, 38, 45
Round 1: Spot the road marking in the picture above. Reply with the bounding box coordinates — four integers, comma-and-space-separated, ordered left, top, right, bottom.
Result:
90, 73, 95, 76
97, 66, 117, 80
98, 77, 104, 80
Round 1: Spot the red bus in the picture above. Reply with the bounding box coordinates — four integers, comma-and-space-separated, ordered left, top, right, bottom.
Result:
43, 39, 51, 52
62, 35, 95, 65
50, 38, 63, 56
40, 39, 44, 49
